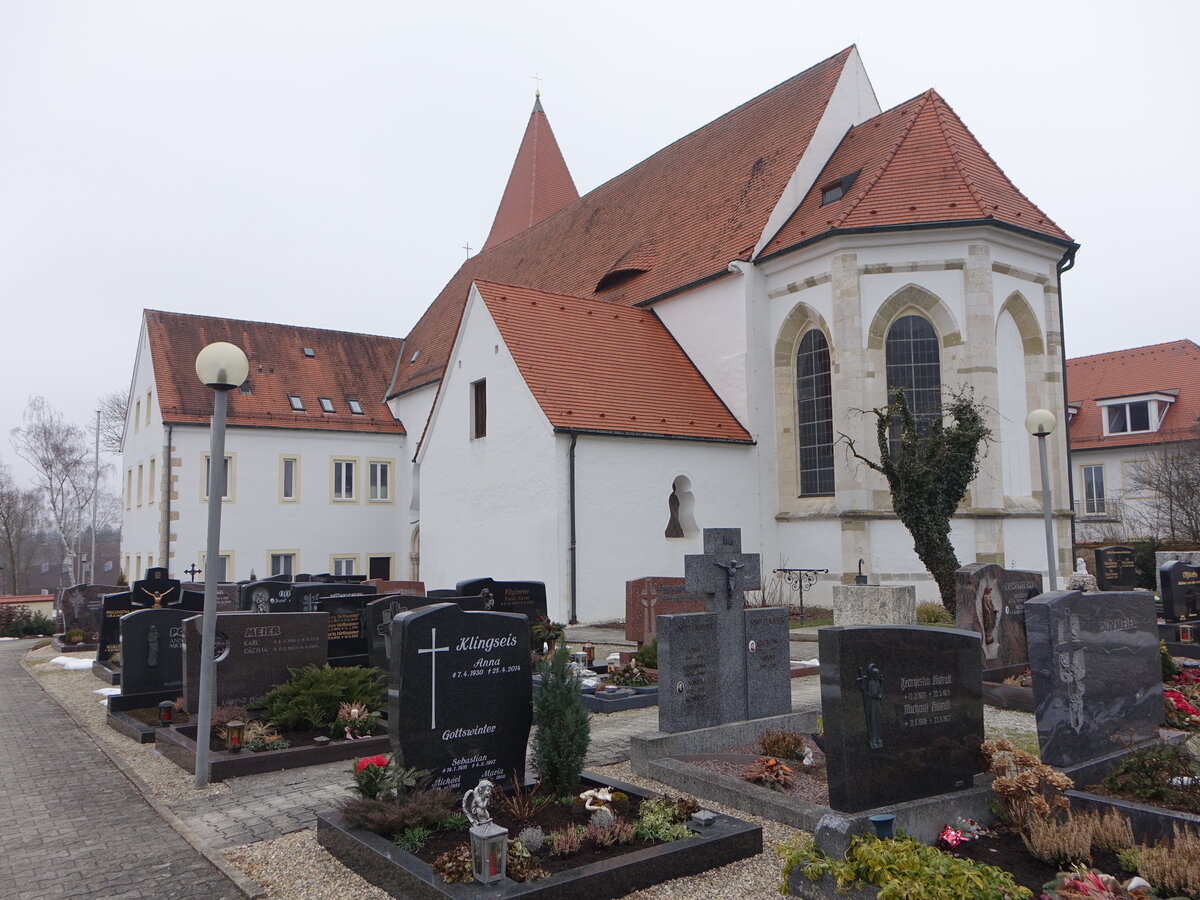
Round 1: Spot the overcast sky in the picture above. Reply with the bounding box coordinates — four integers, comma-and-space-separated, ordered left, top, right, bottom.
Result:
2, 1, 1196, 486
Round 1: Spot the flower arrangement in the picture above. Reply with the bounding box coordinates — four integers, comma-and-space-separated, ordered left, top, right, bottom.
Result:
336, 700, 380, 740
353, 754, 394, 800
605, 661, 655, 687
742, 756, 796, 791
937, 817, 987, 849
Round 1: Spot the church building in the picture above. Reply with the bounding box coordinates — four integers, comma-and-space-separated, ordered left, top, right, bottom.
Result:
122, 46, 1077, 623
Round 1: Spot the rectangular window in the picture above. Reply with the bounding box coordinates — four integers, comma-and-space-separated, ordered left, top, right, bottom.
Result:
123, 554, 130, 580
332, 556, 357, 576
270, 553, 295, 578
472, 379, 487, 439
347, 399, 363, 415
136, 463, 144, 506
281, 456, 299, 501
200, 552, 231, 582
333, 459, 356, 501
134, 399, 141, 433
1098, 396, 1173, 436
319, 397, 335, 413
147, 458, 156, 505
1082, 464, 1106, 515
288, 395, 305, 411
145, 390, 152, 424
126, 468, 132, 509
369, 460, 391, 502
204, 454, 233, 501
135, 554, 142, 578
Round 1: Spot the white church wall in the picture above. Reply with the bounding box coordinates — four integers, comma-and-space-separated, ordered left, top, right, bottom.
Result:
859, 269, 965, 352
416, 289, 565, 604
771, 517, 845, 607
570, 434, 758, 623
120, 322, 165, 580
1002, 516, 1052, 577
996, 310, 1033, 498
652, 277, 750, 424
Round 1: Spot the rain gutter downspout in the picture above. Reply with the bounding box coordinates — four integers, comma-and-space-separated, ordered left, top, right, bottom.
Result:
568, 431, 578, 624
1056, 246, 1079, 554
160, 423, 173, 570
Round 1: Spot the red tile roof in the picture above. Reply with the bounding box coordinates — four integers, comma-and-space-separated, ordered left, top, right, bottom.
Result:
388, 48, 855, 398
481, 96, 580, 252
474, 281, 752, 442
1067, 341, 1200, 451
144, 310, 405, 434
764, 90, 1071, 254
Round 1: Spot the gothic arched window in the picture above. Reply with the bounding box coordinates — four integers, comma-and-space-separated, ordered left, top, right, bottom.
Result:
796, 329, 834, 496
885, 314, 942, 449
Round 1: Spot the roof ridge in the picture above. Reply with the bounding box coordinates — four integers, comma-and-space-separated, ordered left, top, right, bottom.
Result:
830, 91, 931, 229
929, 91, 989, 217
145, 308, 402, 344
1067, 339, 1200, 363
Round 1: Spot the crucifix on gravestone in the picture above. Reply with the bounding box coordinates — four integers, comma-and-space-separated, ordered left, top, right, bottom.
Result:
683, 528, 761, 614
376, 600, 406, 660
184, 563, 201, 583
1054, 614, 1086, 735
418, 627, 449, 729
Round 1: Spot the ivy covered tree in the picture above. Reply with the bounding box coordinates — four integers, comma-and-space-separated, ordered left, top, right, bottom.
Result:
842, 389, 990, 614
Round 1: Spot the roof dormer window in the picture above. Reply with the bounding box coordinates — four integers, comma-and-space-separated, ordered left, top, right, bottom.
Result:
1097, 392, 1176, 436
820, 169, 861, 206
347, 399, 363, 415
319, 397, 335, 413
303, 347, 315, 358
288, 395, 305, 411
238, 381, 252, 395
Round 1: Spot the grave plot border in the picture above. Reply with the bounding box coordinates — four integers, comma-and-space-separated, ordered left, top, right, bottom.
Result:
980, 678, 1034, 712
105, 690, 177, 743
316, 772, 762, 900
51, 636, 98, 653
155, 722, 390, 781
92, 659, 120, 685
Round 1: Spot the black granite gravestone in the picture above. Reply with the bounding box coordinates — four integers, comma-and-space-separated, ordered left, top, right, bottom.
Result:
182, 611, 328, 711
658, 528, 789, 733
1094, 547, 1138, 591
319, 594, 374, 666
819, 625, 984, 813
954, 564, 1042, 675
120, 607, 190, 697
1159, 561, 1200, 623
366, 595, 439, 671
238, 575, 291, 611
453, 578, 548, 622
97, 572, 203, 664
60, 583, 121, 643
389, 603, 532, 793
1026, 590, 1163, 768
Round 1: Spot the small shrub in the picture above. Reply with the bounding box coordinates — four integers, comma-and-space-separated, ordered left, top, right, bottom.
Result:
982, 739, 1073, 826
210, 705, 250, 729
506, 838, 550, 883
24, 612, 57, 635
337, 787, 456, 839
1021, 813, 1093, 867
916, 601, 954, 625
252, 664, 386, 736
440, 812, 468, 832
1088, 807, 1134, 854
585, 817, 636, 847
0, 605, 31, 637
1115, 846, 1141, 873
1137, 823, 1200, 898
759, 728, 808, 760
532, 646, 590, 797
518, 825, 545, 854
431, 845, 473, 884
495, 774, 547, 825
547, 824, 586, 857
1102, 742, 1199, 810
605, 661, 654, 687
633, 638, 657, 669
588, 807, 615, 829
64, 628, 85, 644
742, 756, 796, 792
393, 824, 434, 853
634, 797, 692, 842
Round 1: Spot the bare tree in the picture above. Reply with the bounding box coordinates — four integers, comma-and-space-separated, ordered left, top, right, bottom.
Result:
0, 461, 43, 594
1122, 433, 1200, 542
97, 389, 129, 457
10, 397, 98, 579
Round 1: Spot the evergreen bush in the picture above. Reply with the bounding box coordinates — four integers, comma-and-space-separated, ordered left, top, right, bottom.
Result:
252, 664, 386, 736
532, 646, 590, 798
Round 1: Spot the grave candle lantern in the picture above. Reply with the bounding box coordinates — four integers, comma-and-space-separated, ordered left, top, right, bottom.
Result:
225, 720, 245, 753
583, 642, 595, 665
157, 700, 174, 726
1180, 624, 1195, 644
469, 823, 508, 884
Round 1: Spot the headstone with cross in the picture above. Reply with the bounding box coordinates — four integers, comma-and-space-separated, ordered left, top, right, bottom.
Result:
389, 602, 532, 792
184, 563, 201, 582
657, 528, 790, 732
1026, 590, 1162, 768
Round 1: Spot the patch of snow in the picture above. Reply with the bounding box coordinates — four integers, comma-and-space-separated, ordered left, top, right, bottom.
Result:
50, 655, 94, 670
93, 687, 120, 696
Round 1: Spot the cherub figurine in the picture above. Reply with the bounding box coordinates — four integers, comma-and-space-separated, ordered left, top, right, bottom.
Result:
579, 786, 613, 811
462, 779, 494, 827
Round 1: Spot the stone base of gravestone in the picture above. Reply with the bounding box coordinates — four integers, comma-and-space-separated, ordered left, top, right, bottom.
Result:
832, 585, 916, 626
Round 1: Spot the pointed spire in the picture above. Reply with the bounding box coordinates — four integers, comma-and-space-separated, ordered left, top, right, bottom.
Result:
482, 95, 579, 251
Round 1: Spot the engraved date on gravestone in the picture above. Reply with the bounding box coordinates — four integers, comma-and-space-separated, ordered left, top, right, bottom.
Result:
901, 674, 954, 728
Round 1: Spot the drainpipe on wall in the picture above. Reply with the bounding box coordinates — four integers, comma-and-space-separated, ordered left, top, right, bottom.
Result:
568, 431, 578, 625
1056, 247, 1078, 555
160, 424, 173, 572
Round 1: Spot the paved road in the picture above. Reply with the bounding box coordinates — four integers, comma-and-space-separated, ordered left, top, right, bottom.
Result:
0, 640, 242, 900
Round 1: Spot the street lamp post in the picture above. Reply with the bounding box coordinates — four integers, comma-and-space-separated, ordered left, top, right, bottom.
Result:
193, 341, 248, 788
1025, 408, 1058, 591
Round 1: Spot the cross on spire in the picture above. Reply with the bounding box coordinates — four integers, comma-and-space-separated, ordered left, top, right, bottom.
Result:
532, 71, 543, 97
462, 241, 473, 259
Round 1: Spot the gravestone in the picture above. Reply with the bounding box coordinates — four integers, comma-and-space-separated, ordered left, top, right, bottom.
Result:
182, 611, 328, 711
214, 583, 240, 612
954, 564, 1043, 673
312, 573, 368, 584
1159, 561, 1200, 622
366, 595, 439, 671
364, 579, 425, 596
624, 577, 704, 645
319, 594, 375, 666
60, 583, 121, 643
1094, 546, 1138, 591
389, 602, 532, 792
658, 528, 789, 732
832, 584, 916, 626
819, 625, 984, 813
454, 578, 548, 623
1025, 590, 1163, 768
97, 571, 203, 664
119, 607, 190, 697
238, 574, 291, 611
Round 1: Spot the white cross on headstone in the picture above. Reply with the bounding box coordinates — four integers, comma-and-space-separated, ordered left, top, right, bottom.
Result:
418, 627, 450, 729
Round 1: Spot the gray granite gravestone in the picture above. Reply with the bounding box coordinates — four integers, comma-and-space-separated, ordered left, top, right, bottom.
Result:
182, 611, 328, 711
819, 625, 984, 813
1159, 561, 1200, 622
1094, 547, 1138, 591
60, 583, 122, 643
658, 528, 789, 732
119, 607, 190, 697
389, 603, 532, 793
955, 564, 1043, 676
1025, 590, 1163, 768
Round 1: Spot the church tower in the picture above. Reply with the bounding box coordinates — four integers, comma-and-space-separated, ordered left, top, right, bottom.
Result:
482, 94, 579, 251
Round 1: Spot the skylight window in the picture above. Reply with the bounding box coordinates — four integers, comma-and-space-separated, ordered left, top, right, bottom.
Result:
347, 399, 363, 415
288, 395, 305, 411
410, 350, 420, 363
319, 397, 335, 413
303, 347, 315, 358
820, 169, 861, 206
238, 381, 252, 395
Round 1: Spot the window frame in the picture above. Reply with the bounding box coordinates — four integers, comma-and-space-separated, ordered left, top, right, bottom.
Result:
330, 555, 360, 576
199, 551, 233, 582
471, 379, 487, 439
331, 457, 359, 502
147, 457, 156, 506
280, 455, 300, 502
288, 394, 305, 411
1097, 393, 1174, 437
347, 399, 364, 415
1081, 463, 1106, 515
268, 551, 298, 578
884, 313, 942, 452
318, 397, 335, 413
368, 459, 393, 503
795, 328, 835, 497
202, 453, 236, 502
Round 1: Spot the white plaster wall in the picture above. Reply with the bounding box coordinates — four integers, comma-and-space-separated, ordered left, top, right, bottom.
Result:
772, 517, 845, 607
996, 311, 1032, 498
767, 282, 834, 349
120, 322, 167, 578
859, 269, 966, 350
416, 289, 565, 602
652, 277, 749, 424
570, 434, 758, 622
1002, 516, 1050, 574
993, 275, 1048, 332
1072, 445, 1159, 542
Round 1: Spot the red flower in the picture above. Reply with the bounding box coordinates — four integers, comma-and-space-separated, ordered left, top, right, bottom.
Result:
356, 754, 389, 772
